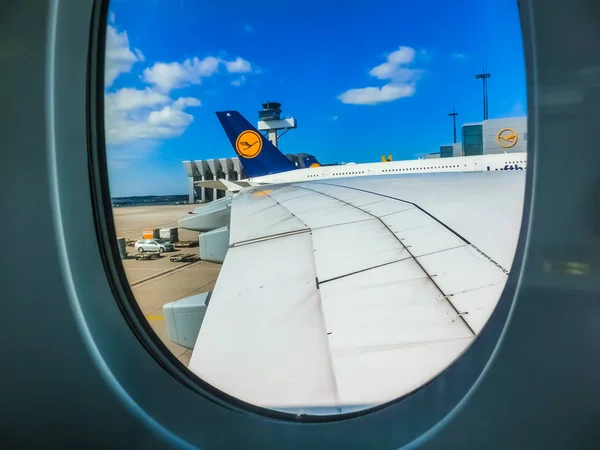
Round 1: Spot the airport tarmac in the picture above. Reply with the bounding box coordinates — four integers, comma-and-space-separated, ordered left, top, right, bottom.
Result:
113, 204, 198, 241
113, 204, 221, 366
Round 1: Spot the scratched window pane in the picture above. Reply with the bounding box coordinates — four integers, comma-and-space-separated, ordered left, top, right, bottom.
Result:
104, 0, 527, 414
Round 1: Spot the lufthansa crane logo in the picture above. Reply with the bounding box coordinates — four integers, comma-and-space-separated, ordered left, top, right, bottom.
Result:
497, 128, 518, 148
235, 130, 263, 158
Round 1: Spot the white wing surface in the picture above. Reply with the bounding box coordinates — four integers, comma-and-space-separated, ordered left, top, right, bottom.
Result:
189, 171, 526, 414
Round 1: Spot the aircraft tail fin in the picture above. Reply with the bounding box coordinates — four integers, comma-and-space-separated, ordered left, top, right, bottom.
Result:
296, 152, 321, 168
215, 111, 297, 178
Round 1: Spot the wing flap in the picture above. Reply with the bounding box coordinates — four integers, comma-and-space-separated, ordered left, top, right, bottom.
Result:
328, 173, 525, 270
320, 258, 474, 407
311, 218, 409, 282
381, 208, 466, 257
268, 187, 318, 203
278, 190, 370, 229
331, 337, 472, 411
189, 232, 339, 409
229, 188, 308, 245
449, 284, 507, 334
301, 186, 413, 217
417, 246, 509, 333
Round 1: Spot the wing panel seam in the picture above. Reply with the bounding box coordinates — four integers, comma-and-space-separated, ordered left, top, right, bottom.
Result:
296, 184, 477, 336
314, 182, 472, 244
231, 228, 311, 247
318, 256, 414, 285
313, 182, 510, 275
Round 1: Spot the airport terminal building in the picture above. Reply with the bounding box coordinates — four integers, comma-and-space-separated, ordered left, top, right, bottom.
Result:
439, 116, 527, 158
182, 152, 320, 204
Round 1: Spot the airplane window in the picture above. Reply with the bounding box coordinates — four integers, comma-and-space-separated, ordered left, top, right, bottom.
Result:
100, 0, 527, 418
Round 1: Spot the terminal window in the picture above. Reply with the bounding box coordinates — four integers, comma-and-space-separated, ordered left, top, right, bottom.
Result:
440, 146, 453, 158
462, 125, 483, 156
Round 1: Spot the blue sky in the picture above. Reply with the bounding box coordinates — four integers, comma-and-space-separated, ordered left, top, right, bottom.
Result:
105, 0, 526, 196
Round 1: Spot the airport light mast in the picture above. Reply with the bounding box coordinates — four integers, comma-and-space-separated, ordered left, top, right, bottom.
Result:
448, 107, 458, 143
475, 70, 491, 120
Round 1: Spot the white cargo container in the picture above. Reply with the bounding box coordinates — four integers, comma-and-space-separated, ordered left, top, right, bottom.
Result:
159, 227, 179, 242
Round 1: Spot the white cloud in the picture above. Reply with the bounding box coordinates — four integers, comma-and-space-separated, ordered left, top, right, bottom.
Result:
172, 97, 202, 109
105, 87, 201, 145
369, 63, 397, 80
105, 87, 170, 111
387, 46, 416, 65
451, 52, 467, 60
142, 56, 254, 92
148, 106, 194, 128
338, 46, 422, 105
109, 12, 115, 23
332, 115, 339, 121
338, 84, 416, 105
231, 75, 246, 87
142, 56, 220, 92
222, 56, 253, 73
105, 22, 257, 170
105, 24, 144, 87
369, 47, 416, 79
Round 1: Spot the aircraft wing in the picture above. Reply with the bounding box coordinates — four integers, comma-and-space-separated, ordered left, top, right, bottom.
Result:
188, 171, 525, 414
194, 179, 251, 191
